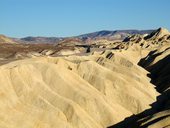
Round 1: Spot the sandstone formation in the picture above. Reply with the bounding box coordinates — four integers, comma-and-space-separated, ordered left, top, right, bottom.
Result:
0, 28, 170, 128
109, 28, 170, 128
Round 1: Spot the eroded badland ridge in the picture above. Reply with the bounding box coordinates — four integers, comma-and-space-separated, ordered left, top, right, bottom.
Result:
0, 28, 170, 128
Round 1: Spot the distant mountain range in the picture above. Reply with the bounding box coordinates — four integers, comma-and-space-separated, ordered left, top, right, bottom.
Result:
1, 29, 154, 44
78, 30, 154, 40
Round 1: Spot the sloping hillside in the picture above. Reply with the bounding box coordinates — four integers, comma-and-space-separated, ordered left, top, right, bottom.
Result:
0, 35, 17, 44
0, 50, 158, 128
108, 28, 170, 128
0, 28, 169, 128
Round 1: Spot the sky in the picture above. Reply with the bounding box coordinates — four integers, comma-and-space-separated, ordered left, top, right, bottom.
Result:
0, 0, 170, 37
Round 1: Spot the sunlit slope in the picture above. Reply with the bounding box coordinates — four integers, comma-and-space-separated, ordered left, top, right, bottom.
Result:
0, 49, 158, 128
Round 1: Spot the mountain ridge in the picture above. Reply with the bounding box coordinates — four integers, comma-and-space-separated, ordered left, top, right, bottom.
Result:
78, 29, 154, 39
0, 29, 155, 44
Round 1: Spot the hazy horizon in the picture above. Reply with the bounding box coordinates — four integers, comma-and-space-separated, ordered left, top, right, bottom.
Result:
1, 0, 170, 38
1, 28, 157, 38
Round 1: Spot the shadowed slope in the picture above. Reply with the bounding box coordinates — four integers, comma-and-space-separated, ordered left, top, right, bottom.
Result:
108, 28, 170, 128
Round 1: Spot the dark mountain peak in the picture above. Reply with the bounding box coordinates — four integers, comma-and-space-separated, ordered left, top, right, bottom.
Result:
21, 36, 36, 41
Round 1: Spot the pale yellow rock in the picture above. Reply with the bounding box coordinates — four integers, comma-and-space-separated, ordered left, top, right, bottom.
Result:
0, 49, 159, 128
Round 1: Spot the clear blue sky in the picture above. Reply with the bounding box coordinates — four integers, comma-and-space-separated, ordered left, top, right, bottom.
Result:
0, 0, 170, 37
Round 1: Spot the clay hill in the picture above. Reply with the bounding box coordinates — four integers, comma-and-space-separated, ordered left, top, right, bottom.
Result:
0, 34, 17, 44
109, 28, 170, 128
0, 28, 170, 128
